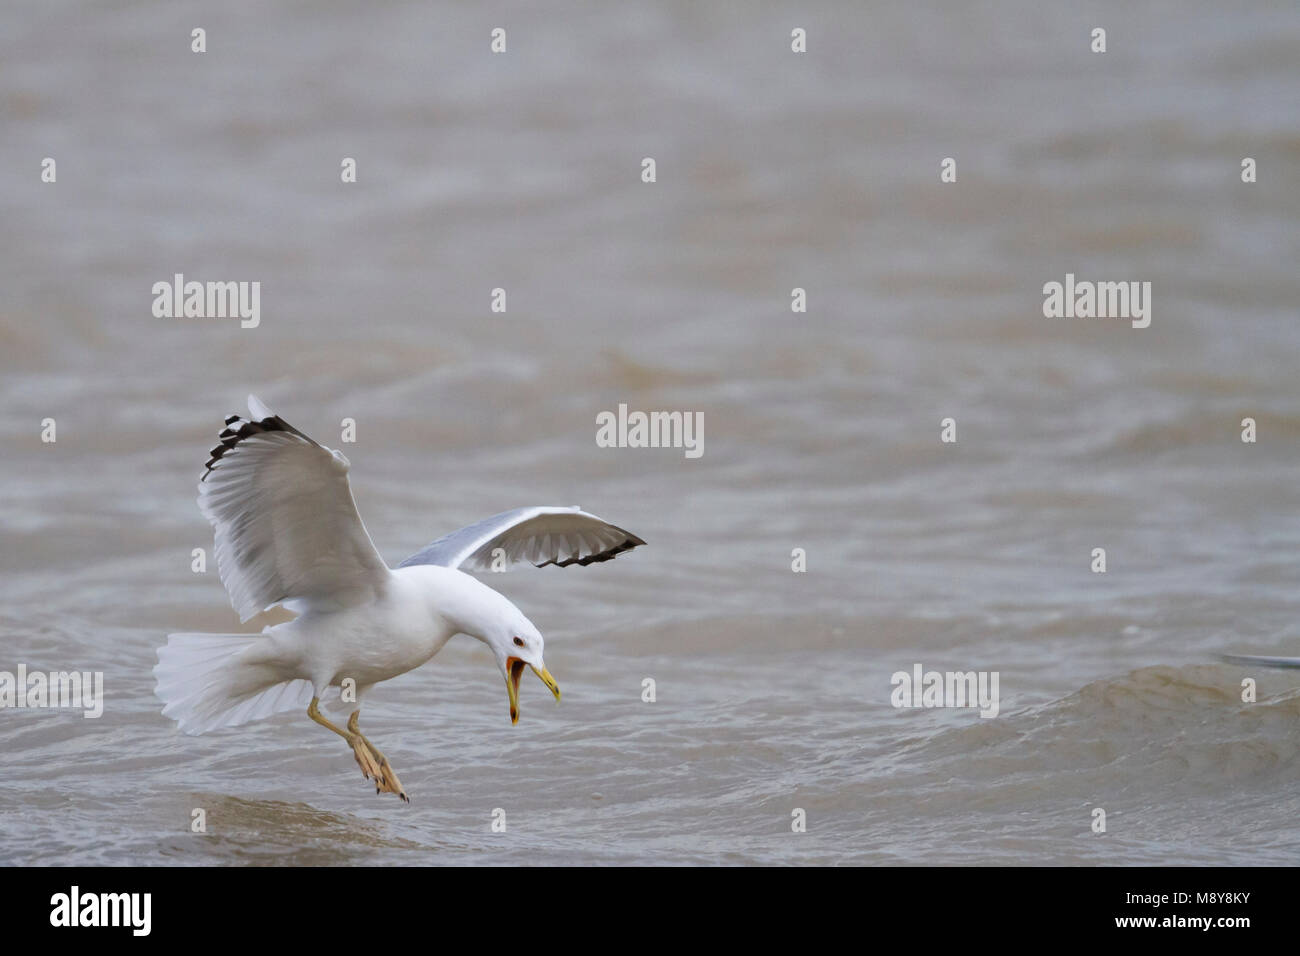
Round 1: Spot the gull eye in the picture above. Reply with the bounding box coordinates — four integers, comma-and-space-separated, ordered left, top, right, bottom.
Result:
513, 637, 525, 647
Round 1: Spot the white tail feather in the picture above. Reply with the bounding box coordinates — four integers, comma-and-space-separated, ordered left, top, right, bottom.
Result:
154, 632, 311, 735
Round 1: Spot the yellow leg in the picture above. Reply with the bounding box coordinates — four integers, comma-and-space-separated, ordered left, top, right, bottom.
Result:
308, 698, 408, 802
308, 696, 351, 739
348, 708, 408, 803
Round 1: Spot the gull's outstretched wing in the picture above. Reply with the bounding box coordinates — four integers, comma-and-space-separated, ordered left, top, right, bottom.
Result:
399, 506, 645, 572
199, 395, 390, 621
1219, 654, 1300, 669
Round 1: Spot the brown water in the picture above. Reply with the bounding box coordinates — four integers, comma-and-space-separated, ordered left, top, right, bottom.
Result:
2, 2, 1300, 865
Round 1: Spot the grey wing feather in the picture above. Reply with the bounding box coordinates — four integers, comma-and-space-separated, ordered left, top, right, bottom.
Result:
199, 395, 390, 621
399, 505, 645, 572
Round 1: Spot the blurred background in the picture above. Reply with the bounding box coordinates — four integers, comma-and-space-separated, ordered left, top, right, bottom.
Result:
1, 1, 1299, 864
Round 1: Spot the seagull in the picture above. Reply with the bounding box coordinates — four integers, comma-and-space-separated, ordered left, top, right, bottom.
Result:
154, 396, 645, 802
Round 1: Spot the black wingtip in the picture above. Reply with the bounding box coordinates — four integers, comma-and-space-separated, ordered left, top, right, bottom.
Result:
535, 534, 645, 569
200, 408, 307, 481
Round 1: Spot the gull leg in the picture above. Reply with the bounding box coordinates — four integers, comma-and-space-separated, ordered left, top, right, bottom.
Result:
308, 697, 407, 802
347, 709, 408, 803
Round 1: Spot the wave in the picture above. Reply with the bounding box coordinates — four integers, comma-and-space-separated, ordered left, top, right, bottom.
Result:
916, 665, 1300, 788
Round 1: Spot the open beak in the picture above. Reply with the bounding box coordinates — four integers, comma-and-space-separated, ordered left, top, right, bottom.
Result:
505, 657, 561, 724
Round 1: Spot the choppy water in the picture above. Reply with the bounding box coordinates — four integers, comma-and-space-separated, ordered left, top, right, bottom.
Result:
2, 1, 1300, 865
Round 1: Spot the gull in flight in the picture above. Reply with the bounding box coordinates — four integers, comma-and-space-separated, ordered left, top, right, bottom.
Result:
155, 396, 645, 802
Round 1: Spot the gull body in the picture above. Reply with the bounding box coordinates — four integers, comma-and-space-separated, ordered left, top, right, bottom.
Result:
251, 566, 539, 694
155, 396, 644, 801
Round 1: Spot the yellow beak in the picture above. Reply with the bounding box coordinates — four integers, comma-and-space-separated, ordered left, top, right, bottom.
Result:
505, 657, 561, 724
